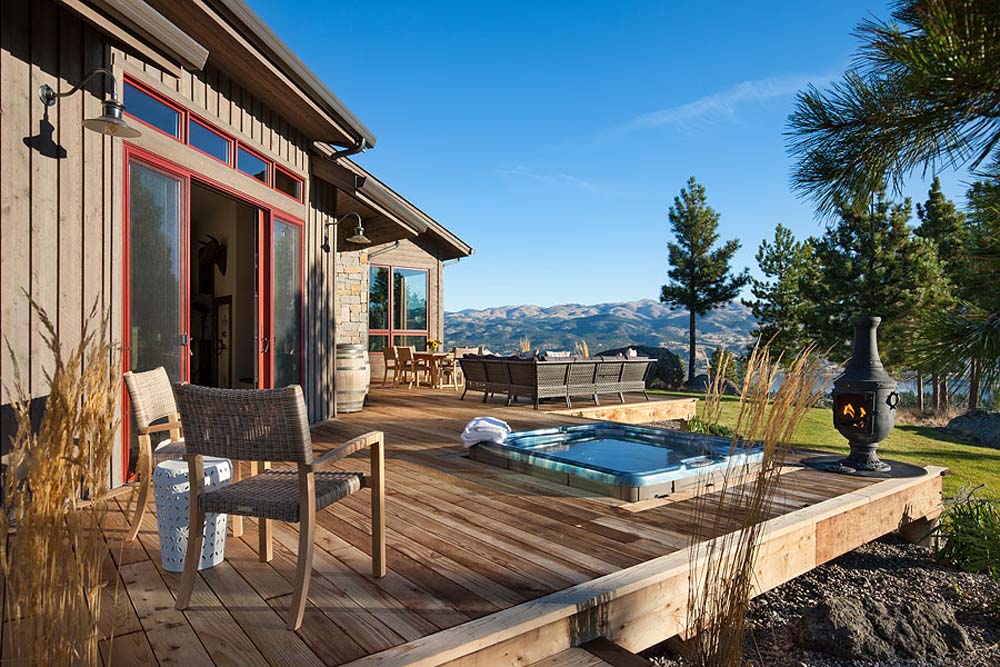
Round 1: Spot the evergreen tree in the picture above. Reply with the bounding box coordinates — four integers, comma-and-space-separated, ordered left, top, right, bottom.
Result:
660, 177, 749, 383
799, 192, 948, 365
787, 1, 1000, 215
743, 224, 813, 358
915, 177, 969, 293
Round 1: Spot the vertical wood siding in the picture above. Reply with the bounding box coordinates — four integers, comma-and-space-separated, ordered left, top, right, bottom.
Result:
1, 0, 116, 461
304, 178, 338, 422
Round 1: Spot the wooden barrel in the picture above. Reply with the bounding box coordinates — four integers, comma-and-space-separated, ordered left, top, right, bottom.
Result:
335, 344, 370, 413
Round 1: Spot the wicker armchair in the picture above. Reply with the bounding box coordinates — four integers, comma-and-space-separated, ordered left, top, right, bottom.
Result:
173, 383, 386, 630
123, 367, 187, 541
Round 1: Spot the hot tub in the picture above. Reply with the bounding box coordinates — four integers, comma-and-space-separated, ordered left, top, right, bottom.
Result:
469, 422, 763, 501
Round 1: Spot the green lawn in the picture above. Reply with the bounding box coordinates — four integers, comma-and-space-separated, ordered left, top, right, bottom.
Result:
652, 391, 999, 497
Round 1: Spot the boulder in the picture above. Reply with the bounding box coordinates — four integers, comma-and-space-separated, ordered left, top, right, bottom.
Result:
683, 373, 740, 396
595, 346, 684, 390
946, 410, 1000, 448
798, 594, 969, 662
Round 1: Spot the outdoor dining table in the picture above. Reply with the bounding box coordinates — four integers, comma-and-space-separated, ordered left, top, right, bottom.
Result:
413, 351, 454, 388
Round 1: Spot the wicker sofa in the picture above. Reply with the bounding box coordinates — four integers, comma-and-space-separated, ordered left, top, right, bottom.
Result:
457, 356, 655, 409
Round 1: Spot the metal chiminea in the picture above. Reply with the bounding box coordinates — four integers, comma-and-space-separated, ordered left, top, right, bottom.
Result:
829, 316, 899, 473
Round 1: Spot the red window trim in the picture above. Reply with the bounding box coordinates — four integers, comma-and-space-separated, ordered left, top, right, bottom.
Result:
122, 77, 185, 141
236, 141, 271, 186
188, 114, 233, 167
369, 264, 430, 347
122, 74, 305, 197
274, 164, 304, 202
120, 142, 306, 484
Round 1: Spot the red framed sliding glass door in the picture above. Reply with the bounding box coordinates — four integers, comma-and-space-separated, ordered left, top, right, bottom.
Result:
122, 145, 304, 483
123, 155, 189, 386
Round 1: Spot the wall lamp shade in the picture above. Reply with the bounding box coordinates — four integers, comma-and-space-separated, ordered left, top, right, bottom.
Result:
82, 99, 141, 138
322, 211, 371, 252
38, 68, 141, 139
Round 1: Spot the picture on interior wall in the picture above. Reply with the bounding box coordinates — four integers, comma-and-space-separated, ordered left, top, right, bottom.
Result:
215, 296, 232, 388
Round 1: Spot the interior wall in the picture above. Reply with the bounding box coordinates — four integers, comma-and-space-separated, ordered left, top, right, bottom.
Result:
190, 183, 256, 388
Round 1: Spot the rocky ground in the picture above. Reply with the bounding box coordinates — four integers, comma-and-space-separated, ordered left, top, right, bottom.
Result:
645, 535, 999, 667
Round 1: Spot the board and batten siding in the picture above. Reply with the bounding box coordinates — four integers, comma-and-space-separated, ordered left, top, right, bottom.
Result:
1, 0, 119, 471
0, 0, 343, 482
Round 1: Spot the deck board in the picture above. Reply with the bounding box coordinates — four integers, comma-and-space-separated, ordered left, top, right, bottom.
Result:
70, 388, 940, 667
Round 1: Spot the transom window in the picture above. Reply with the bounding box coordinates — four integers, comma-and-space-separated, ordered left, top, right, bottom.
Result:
369, 265, 429, 352
123, 81, 181, 138
122, 75, 304, 201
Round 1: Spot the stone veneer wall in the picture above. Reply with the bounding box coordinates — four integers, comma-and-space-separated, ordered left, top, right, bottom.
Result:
335, 249, 369, 346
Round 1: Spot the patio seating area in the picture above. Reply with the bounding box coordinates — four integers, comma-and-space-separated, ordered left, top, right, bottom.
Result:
82, 386, 944, 667
458, 357, 656, 408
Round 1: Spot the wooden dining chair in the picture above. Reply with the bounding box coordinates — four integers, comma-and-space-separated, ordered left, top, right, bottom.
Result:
173, 383, 385, 630
381, 347, 400, 386
123, 367, 187, 541
396, 346, 428, 389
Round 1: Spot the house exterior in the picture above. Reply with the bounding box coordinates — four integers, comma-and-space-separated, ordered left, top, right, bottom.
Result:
0, 0, 472, 484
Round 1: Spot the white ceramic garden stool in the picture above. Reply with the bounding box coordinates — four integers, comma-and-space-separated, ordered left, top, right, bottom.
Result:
152, 457, 232, 573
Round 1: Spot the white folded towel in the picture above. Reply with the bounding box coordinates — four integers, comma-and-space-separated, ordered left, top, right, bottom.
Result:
461, 417, 512, 448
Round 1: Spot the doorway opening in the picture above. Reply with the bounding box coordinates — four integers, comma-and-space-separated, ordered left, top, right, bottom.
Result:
189, 181, 259, 389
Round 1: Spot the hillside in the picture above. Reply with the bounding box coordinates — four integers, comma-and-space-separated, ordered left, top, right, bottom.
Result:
444, 299, 756, 361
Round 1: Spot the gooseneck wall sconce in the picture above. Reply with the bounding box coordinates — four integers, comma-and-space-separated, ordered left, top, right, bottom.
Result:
321, 211, 372, 252
39, 67, 141, 138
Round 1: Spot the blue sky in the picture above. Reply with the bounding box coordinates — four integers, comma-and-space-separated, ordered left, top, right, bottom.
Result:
248, 0, 967, 311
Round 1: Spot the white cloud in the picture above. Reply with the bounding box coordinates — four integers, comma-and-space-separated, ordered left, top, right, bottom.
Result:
497, 165, 603, 192
622, 73, 833, 131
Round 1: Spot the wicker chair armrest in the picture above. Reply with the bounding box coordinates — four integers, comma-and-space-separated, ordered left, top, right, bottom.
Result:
139, 419, 182, 436
309, 431, 384, 471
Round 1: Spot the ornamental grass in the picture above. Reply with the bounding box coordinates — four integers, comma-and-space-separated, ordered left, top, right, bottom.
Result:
1, 297, 120, 665
684, 342, 827, 667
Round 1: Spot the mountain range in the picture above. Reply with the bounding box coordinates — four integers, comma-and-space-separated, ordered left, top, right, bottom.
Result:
445, 299, 757, 362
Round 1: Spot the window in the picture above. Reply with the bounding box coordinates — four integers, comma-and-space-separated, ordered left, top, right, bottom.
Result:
237, 145, 269, 184
274, 167, 302, 201
368, 265, 429, 352
393, 268, 428, 331
189, 118, 231, 164
123, 76, 308, 196
123, 81, 181, 137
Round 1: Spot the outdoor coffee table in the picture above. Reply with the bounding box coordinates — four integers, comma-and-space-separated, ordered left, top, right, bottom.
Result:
152, 457, 232, 572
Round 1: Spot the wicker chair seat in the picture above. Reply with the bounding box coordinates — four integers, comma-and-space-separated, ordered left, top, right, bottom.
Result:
152, 438, 186, 463
199, 469, 364, 522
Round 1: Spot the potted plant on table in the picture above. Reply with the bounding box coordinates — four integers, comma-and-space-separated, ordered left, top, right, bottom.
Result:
427, 339, 442, 352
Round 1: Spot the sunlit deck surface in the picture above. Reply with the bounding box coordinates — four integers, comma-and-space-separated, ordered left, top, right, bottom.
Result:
93, 387, 943, 667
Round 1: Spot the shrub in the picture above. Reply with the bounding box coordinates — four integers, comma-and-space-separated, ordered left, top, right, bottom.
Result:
935, 486, 1000, 581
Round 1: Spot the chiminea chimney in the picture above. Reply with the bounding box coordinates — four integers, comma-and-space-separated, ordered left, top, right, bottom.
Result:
829, 316, 899, 472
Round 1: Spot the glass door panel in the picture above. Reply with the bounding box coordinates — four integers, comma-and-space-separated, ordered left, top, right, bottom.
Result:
271, 219, 301, 388
128, 160, 186, 379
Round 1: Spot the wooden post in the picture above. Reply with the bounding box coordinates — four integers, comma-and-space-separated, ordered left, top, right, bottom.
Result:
915, 374, 924, 413
898, 514, 940, 549
371, 434, 386, 578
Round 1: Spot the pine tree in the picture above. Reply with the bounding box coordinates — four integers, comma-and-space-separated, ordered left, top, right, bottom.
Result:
743, 224, 813, 358
800, 192, 948, 365
660, 177, 749, 383
916, 177, 969, 293
914, 177, 968, 409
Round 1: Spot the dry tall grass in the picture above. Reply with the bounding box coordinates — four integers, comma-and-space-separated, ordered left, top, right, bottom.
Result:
574, 339, 590, 358
684, 343, 827, 667
519, 336, 532, 353
1, 299, 120, 665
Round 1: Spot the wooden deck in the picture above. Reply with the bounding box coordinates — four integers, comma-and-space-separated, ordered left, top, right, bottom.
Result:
78, 387, 941, 667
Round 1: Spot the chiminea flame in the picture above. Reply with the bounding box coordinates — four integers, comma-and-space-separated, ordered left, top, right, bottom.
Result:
842, 403, 866, 420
